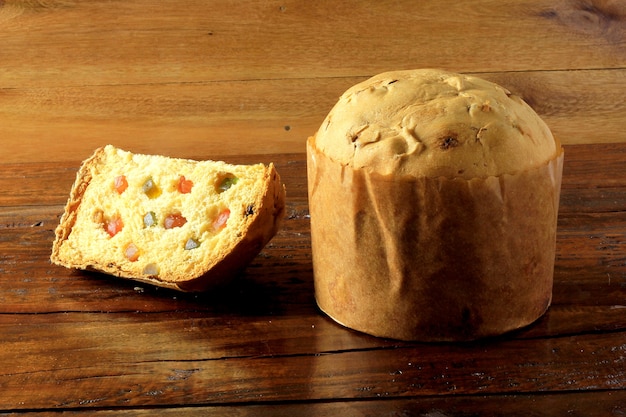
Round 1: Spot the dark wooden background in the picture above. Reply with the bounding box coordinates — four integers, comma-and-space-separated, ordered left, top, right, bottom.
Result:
1, 0, 624, 163
1, 0, 625, 415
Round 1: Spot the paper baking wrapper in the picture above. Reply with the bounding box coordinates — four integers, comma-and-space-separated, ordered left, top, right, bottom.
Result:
307, 137, 564, 341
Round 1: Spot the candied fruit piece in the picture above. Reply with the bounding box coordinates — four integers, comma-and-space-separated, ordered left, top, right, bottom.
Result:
164, 213, 187, 229
184, 238, 200, 250
212, 208, 230, 231
142, 177, 161, 199
177, 175, 194, 194
105, 216, 123, 237
93, 209, 104, 224
142, 263, 159, 276
124, 243, 140, 262
114, 175, 128, 194
216, 174, 238, 193
143, 211, 157, 228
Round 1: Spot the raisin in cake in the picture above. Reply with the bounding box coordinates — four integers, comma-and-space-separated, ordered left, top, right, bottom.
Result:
51, 145, 286, 292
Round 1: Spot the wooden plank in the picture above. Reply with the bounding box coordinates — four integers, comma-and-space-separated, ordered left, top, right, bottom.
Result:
1, 70, 625, 163
0, 327, 624, 409
482, 70, 626, 148
4, 391, 626, 416
1, 0, 624, 88
0, 78, 333, 163
3, 391, 626, 416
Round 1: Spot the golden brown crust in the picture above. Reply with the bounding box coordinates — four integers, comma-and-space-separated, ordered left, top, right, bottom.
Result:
51, 147, 104, 264
314, 69, 558, 179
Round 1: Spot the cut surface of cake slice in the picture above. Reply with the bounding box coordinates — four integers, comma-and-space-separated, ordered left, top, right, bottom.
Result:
51, 145, 286, 292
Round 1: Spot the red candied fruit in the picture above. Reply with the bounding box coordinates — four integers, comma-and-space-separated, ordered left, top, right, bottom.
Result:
212, 208, 230, 231
105, 216, 124, 237
164, 213, 187, 229
114, 175, 128, 194
177, 175, 194, 194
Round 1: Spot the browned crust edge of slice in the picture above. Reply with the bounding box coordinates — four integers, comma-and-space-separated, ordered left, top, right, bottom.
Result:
50, 146, 105, 261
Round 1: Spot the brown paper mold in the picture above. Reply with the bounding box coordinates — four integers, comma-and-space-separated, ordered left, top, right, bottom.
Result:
306, 69, 564, 341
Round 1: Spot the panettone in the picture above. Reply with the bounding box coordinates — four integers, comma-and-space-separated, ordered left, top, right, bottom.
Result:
307, 69, 563, 341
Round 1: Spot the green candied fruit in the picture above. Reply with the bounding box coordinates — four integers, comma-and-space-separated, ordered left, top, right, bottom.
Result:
143, 211, 157, 228
217, 174, 238, 193
184, 238, 200, 250
142, 177, 161, 199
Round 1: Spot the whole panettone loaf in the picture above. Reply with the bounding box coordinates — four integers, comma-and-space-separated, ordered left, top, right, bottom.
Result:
51, 145, 286, 292
307, 69, 564, 341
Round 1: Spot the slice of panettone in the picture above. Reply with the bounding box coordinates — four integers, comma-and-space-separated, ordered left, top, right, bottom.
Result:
51, 145, 285, 292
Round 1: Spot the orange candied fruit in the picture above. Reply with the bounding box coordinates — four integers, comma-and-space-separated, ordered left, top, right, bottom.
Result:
212, 208, 230, 231
177, 175, 194, 194
124, 242, 140, 262
114, 175, 128, 194
164, 213, 187, 229
105, 216, 124, 237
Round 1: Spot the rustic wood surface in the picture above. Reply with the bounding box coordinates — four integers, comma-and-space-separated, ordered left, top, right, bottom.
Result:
1, 0, 625, 414
1, 143, 626, 415
1, 0, 625, 163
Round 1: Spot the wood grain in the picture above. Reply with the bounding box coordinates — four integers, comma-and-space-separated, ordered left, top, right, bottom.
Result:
2, 0, 624, 87
1, 0, 625, 162
0, 144, 625, 413
4, 392, 626, 416
1, 323, 625, 408
1, 0, 625, 413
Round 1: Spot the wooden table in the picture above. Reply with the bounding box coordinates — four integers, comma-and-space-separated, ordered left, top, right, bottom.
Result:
2, 0, 625, 414
1, 143, 625, 415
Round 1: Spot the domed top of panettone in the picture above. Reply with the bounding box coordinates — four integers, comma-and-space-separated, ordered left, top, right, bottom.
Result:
312, 69, 559, 178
